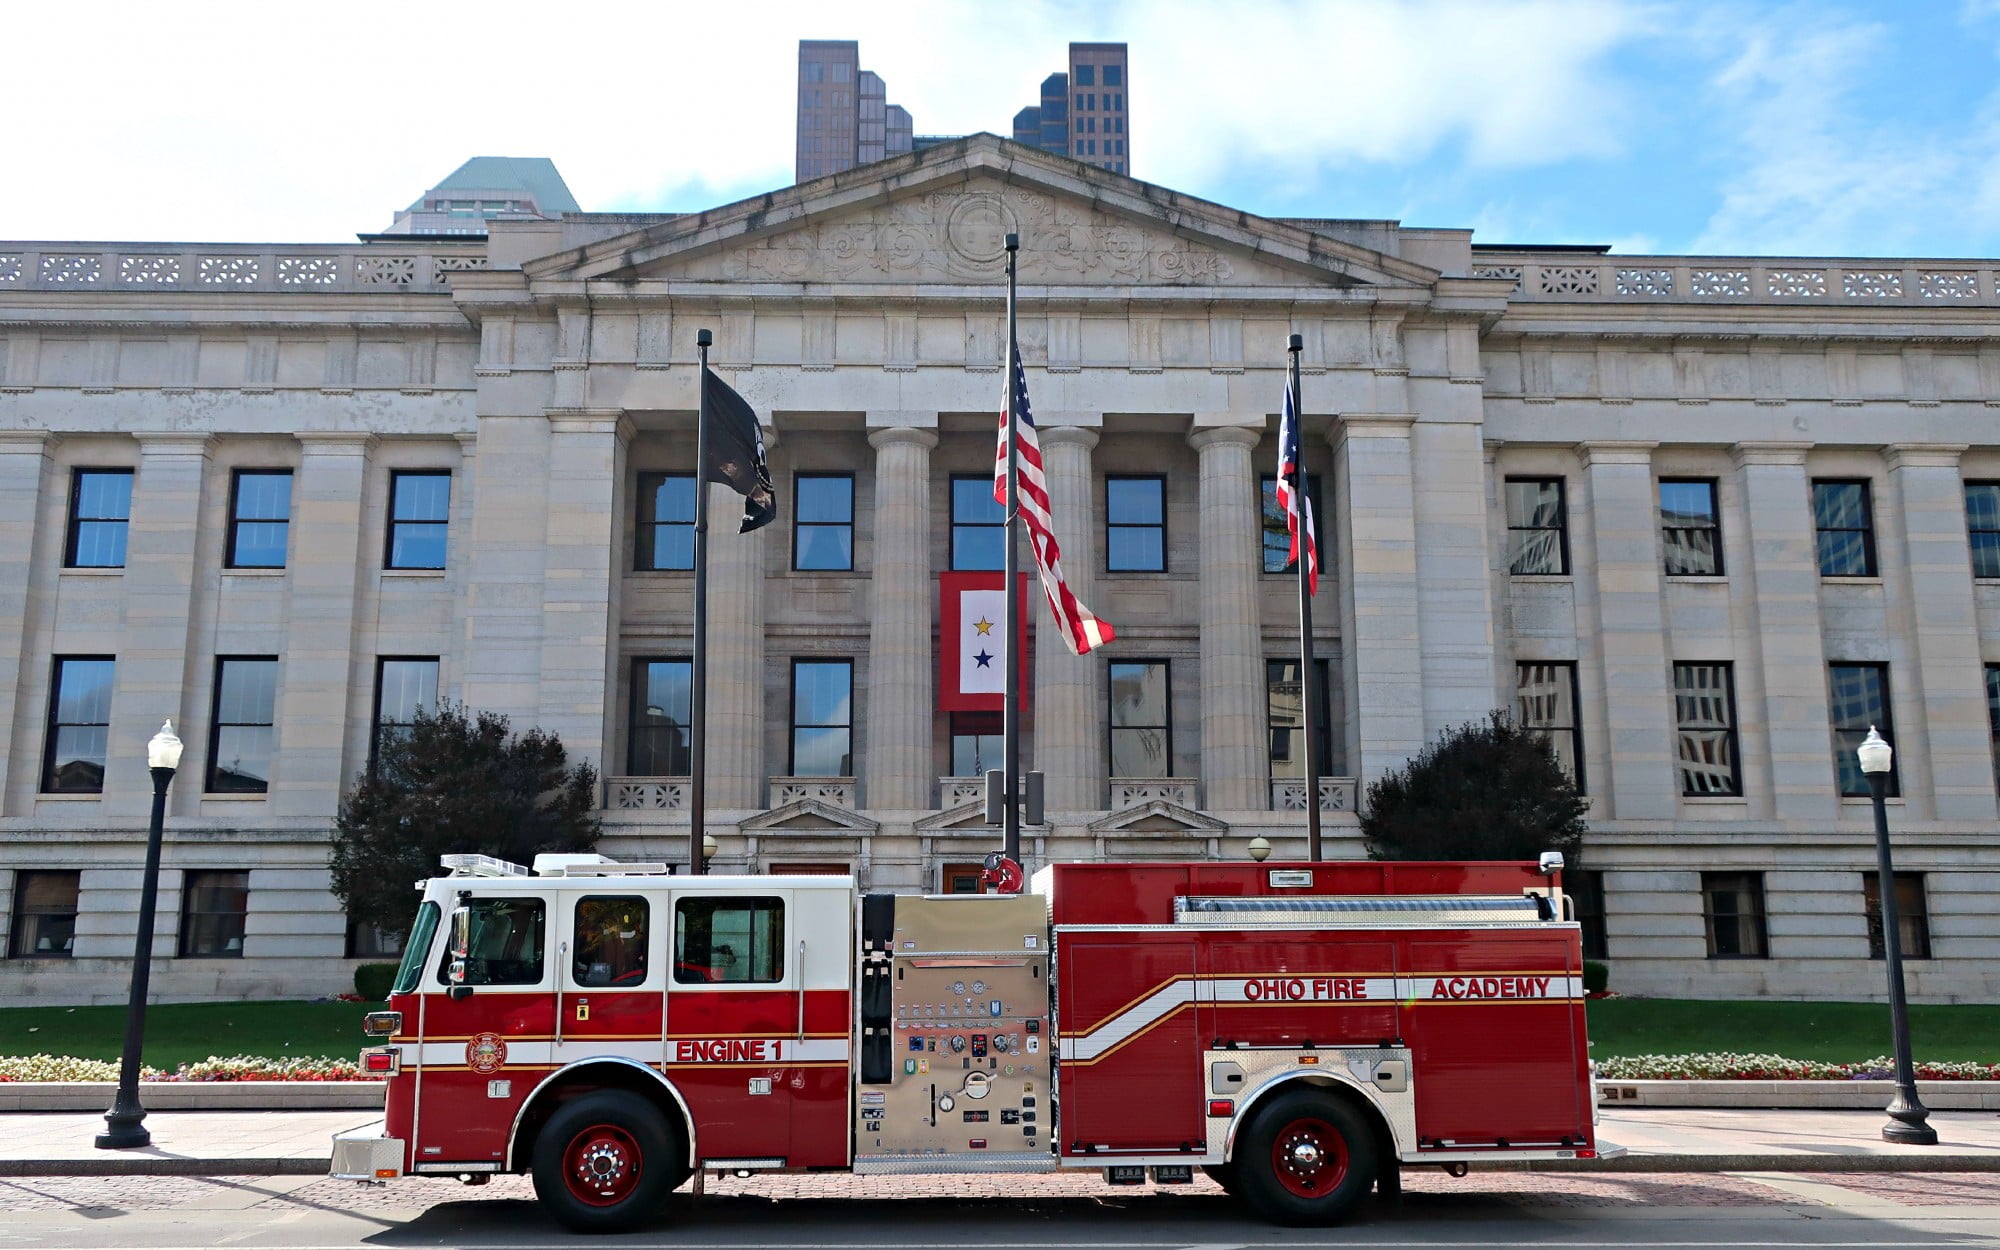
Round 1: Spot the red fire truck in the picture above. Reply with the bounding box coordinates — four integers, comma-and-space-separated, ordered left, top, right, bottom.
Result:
332, 851, 1609, 1231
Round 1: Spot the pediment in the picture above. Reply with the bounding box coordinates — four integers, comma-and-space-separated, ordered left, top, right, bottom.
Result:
1087, 799, 1228, 835
528, 135, 1433, 292
914, 799, 1049, 834
739, 798, 880, 834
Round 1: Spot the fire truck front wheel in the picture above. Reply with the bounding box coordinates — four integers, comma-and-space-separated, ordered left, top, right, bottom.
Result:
1233, 1089, 1378, 1227
531, 1091, 679, 1233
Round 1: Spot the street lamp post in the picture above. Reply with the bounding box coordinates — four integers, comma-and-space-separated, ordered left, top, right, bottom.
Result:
96, 720, 183, 1150
701, 832, 718, 874
1246, 836, 1273, 863
1857, 725, 1936, 1146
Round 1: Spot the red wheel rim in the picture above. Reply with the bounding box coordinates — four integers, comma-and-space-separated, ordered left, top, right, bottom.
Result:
562, 1123, 644, 1207
1270, 1115, 1349, 1199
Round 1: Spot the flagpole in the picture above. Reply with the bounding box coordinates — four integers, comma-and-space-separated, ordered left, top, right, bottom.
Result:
1290, 333, 1323, 861
1002, 233, 1022, 867
690, 328, 713, 876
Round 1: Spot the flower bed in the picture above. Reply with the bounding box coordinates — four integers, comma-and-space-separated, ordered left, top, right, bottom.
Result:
0, 1054, 375, 1082
1595, 1052, 2000, 1081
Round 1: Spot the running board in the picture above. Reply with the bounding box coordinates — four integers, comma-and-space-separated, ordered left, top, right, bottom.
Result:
855, 1153, 1060, 1175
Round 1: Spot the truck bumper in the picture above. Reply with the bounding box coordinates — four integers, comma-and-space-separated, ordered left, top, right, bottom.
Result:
330, 1127, 405, 1182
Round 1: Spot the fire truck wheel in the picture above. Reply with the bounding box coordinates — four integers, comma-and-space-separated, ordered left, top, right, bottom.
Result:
1234, 1089, 1378, 1226
532, 1092, 678, 1232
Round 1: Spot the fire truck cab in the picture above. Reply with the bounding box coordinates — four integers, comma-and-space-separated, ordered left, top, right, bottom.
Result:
333, 852, 1607, 1231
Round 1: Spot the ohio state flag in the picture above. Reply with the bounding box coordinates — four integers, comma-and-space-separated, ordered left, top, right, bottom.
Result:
938, 572, 1031, 712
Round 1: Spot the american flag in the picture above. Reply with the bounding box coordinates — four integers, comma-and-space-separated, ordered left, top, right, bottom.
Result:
1277, 378, 1319, 596
995, 344, 1115, 655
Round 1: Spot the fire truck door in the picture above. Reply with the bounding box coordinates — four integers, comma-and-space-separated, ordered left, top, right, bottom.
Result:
1058, 938, 1203, 1152
553, 893, 662, 1071
662, 889, 795, 1163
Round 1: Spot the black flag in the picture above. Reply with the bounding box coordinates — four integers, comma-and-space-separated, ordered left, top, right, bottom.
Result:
701, 367, 776, 533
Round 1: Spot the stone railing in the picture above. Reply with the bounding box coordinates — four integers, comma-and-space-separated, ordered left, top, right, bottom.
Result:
605, 778, 689, 811
1110, 778, 1198, 809
0, 244, 490, 294
1270, 777, 1360, 813
771, 777, 856, 808
939, 777, 985, 807
1471, 255, 2000, 307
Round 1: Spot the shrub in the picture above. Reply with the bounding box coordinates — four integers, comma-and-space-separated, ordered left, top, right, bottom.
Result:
354, 963, 398, 1001
1583, 960, 1609, 994
1361, 712, 1587, 863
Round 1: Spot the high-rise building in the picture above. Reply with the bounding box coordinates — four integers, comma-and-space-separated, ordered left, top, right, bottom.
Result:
796, 40, 914, 181
1010, 44, 1129, 174
380, 157, 579, 237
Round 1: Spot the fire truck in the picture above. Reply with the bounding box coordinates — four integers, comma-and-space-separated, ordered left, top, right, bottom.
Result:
332, 851, 1609, 1231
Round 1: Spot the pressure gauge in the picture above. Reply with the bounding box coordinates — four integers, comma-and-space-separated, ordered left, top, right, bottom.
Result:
972, 980, 986, 995
948, 1035, 967, 1053
951, 981, 966, 995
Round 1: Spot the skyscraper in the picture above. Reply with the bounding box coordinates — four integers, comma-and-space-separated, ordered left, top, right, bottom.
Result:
1009, 44, 1130, 175
796, 40, 914, 182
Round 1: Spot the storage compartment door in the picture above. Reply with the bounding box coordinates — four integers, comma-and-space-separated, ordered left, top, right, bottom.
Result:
1058, 939, 1202, 1154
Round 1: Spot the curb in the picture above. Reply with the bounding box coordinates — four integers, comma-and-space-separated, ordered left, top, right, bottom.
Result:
1522, 1153, 2000, 1174
0, 1158, 331, 1178
1597, 1080, 2000, 1111
0, 1082, 384, 1112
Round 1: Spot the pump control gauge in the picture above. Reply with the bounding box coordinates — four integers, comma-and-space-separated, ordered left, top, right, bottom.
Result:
971, 980, 986, 994
948, 1034, 967, 1053
951, 981, 966, 996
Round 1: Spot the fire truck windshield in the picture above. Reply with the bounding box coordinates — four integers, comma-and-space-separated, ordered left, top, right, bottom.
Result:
390, 901, 439, 994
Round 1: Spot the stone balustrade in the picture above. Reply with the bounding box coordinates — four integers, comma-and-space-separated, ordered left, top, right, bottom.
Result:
1471, 255, 1998, 306
0, 244, 489, 294
1110, 778, 1199, 808
606, 778, 689, 811
1269, 777, 1361, 813
771, 777, 857, 808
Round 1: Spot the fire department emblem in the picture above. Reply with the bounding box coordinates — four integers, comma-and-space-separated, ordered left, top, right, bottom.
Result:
466, 1032, 507, 1074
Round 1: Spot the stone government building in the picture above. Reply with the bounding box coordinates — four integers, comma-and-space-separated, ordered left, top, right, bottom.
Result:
1, 135, 1996, 1005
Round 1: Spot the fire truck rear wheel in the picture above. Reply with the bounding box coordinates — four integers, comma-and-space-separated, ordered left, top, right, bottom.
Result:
532, 1091, 678, 1233
1234, 1089, 1378, 1226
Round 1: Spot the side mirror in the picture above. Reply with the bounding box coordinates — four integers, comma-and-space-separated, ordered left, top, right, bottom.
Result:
1538, 851, 1565, 876
447, 907, 473, 997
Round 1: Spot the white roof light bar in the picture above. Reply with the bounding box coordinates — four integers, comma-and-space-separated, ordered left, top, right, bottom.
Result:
439, 854, 530, 878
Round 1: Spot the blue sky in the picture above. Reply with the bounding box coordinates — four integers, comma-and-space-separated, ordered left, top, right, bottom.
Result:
7, 1, 1998, 259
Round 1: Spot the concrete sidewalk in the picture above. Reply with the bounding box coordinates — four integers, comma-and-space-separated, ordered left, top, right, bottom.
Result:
0, 1107, 1996, 1178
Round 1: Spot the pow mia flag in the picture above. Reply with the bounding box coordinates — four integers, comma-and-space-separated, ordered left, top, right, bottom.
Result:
702, 367, 776, 533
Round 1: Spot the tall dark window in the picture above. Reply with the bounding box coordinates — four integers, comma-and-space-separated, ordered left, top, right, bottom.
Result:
1673, 662, 1742, 796
793, 474, 854, 571
372, 657, 438, 761
9, 871, 81, 959
951, 476, 1005, 570
636, 473, 696, 571
1105, 476, 1165, 572
789, 660, 853, 776
1987, 664, 2000, 793
208, 657, 278, 794
1659, 478, 1722, 575
1813, 480, 1878, 577
1516, 661, 1584, 792
1260, 474, 1322, 575
1830, 662, 1896, 797
65, 468, 133, 568
1109, 660, 1171, 778
951, 711, 1002, 777
225, 469, 293, 569
1267, 659, 1332, 781
386, 471, 451, 570
1864, 872, 1931, 960
630, 658, 692, 776
43, 656, 115, 794
179, 869, 249, 957
1702, 871, 1768, 959
1968, 482, 2000, 579
1567, 869, 1608, 962
345, 916, 406, 960
1504, 478, 1568, 575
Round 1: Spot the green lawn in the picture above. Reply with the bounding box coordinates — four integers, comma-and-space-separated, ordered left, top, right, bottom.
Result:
1586, 997, 2000, 1064
0, 999, 375, 1068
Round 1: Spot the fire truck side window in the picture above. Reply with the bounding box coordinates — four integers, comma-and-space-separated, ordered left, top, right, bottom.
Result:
436, 897, 546, 986
574, 895, 649, 986
674, 896, 784, 985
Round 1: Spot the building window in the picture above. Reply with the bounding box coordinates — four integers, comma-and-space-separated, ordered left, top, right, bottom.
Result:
630, 658, 692, 776
951, 711, 1002, 777
1104, 65, 1122, 87
65, 468, 133, 568
8, 871, 80, 959
1267, 659, 1332, 780
1987, 664, 2000, 792
1659, 478, 1722, 575
789, 660, 853, 776
1105, 476, 1165, 571
1109, 660, 1171, 778
952, 475, 1005, 570
345, 917, 405, 960
372, 657, 438, 762
1830, 662, 1896, 797
1516, 661, 1584, 792
1813, 480, 1878, 577
1968, 482, 2000, 579
793, 473, 853, 572
1673, 662, 1741, 796
179, 869, 249, 958
225, 469, 292, 569
1864, 872, 1931, 960
208, 657, 278, 794
636, 472, 696, 571
43, 656, 114, 794
1261, 474, 1323, 575
674, 896, 783, 985
1074, 64, 1095, 86
1567, 869, 1608, 962
1702, 871, 1767, 959
1504, 478, 1568, 575
386, 471, 450, 570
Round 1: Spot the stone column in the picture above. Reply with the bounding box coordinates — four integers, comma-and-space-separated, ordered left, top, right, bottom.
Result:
105, 434, 210, 819
1411, 421, 1499, 737
1576, 441, 1676, 822
0, 433, 52, 806
865, 426, 938, 810
1032, 426, 1105, 811
273, 433, 373, 820
1886, 444, 1993, 823
705, 427, 775, 810
1732, 443, 1837, 821
1188, 425, 1266, 810
537, 411, 631, 775
1332, 415, 1424, 786
460, 415, 552, 725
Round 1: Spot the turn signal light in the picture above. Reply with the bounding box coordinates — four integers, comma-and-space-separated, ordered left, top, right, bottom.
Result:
362, 1048, 400, 1075
362, 1012, 402, 1038
1207, 1099, 1234, 1117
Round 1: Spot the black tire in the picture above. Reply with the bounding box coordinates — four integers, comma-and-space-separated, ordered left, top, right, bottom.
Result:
1231, 1088, 1378, 1227
1202, 1162, 1242, 1197
531, 1090, 679, 1233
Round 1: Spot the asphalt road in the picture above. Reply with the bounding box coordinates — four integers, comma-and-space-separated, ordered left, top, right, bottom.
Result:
0, 1171, 1992, 1249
